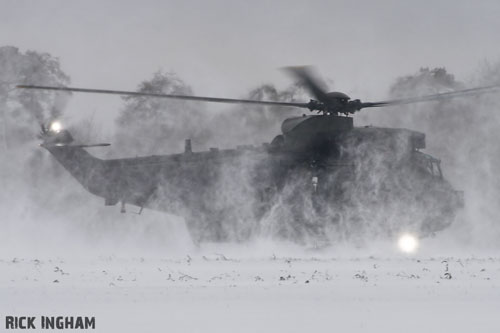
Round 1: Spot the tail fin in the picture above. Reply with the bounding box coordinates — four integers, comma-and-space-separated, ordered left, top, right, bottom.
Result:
40, 127, 110, 198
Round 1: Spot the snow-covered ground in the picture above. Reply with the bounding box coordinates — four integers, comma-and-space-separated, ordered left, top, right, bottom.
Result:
2, 241, 499, 333
2, 147, 499, 332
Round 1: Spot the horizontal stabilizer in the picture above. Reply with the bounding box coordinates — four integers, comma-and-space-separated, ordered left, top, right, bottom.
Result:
41, 142, 111, 148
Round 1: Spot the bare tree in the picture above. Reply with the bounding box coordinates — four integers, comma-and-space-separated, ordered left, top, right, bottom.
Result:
114, 71, 211, 155
0, 46, 70, 149
114, 69, 313, 156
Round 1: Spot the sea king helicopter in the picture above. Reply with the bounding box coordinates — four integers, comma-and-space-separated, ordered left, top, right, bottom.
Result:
17, 67, 500, 243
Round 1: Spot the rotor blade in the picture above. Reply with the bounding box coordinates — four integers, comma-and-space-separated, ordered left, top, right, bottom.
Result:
282, 66, 330, 103
360, 83, 500, 109
17, 85, 310, 109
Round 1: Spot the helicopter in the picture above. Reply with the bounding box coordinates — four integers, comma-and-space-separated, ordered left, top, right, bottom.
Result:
17, 67, 500, 243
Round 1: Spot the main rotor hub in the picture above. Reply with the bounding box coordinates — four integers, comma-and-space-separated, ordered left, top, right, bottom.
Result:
307, 91, 356, 115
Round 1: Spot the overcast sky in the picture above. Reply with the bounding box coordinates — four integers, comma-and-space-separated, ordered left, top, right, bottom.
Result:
2, 0, 500, 126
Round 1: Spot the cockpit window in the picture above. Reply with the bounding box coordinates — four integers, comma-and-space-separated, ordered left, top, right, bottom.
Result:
415, 152, 442, 178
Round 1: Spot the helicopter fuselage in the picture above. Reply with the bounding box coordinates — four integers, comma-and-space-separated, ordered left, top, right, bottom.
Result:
43, 115, 463, 242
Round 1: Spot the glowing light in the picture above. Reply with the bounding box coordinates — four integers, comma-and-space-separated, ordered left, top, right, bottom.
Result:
50, 121, 62, 133
398, 233, 419, 254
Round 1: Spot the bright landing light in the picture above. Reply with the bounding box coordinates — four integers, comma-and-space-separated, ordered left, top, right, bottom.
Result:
398, 233, 419, 254
50, 121, 62, 133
